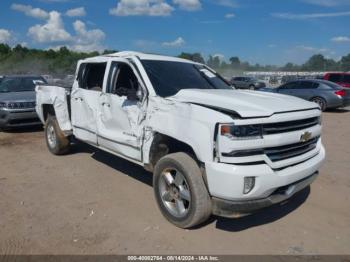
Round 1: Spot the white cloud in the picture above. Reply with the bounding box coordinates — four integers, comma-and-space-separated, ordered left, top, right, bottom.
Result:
172, 0, 201, 11
0, 29, 12, 44
70, 20, 106, 52
66, 7, 86, 17
162, 37, 185, 47
110, 0, 174, 16
215, 0, 238, 8
28, 11, 71, 43
297, 45, 329, 53
331, 36, 350, 43
302, 0, 350, 6
225, 13, 235, 18
11, 4, 49, 20
272, 11, 350, 19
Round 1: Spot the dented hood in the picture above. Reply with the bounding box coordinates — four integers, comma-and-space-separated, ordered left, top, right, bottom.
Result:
170, 89, 319, 118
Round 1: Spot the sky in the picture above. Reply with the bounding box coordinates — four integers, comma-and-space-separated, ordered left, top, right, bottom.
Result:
0, 0, 349, 65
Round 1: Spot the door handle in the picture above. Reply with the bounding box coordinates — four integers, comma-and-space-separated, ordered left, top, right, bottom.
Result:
74, 97, 83, 101
101, 102, 110, 107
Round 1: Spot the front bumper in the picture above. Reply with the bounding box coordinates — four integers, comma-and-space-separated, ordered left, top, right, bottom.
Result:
205, 143, 325, 216
212, 172, 318, 217
0, 108, 41, 128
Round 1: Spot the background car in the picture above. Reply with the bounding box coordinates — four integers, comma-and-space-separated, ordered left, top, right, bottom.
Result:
0, 75, 47, 129
324, 72, 350, 88
230, 76, 266, 90
258, 79, 350, 111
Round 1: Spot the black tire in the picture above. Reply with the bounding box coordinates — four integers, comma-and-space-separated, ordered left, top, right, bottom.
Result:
311, 97, 327, 111
153, 152, 212, 228
45, 115, 70, 155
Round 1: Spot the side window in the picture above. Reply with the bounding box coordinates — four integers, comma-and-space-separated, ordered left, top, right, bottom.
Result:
78, 63, 107, 91
343, 75, 350, 83
328, 74, 342, 82
300, 81, 316, 89
107, 62, 139, 97
281, 82, 299, 89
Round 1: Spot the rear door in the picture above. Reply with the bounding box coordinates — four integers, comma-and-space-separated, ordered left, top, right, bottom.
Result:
277, 81, 299, 96
71, 62, 107, 145
97, 59, 147, 162
290, 81, 315, 100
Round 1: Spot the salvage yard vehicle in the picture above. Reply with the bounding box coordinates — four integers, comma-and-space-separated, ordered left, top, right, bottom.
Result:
230, 76, 266, 90
324, 72, 350, 88
0, 75, 47, 129
259, 79, 350, 111
36, 51, 325, 228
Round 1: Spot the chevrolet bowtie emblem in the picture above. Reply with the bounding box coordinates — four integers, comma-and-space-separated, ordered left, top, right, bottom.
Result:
300, 131, 312, 143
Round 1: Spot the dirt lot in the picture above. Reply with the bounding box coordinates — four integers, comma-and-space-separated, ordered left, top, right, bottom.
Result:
0, 108, 349, 255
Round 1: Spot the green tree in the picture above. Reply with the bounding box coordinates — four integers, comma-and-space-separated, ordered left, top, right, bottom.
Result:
340, 54, 350, 71
302, 54, 327, 71
229, 56, 240, 68
178, 52, 205, 63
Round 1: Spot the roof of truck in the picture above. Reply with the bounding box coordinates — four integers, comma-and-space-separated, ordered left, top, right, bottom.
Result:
81, 51, 198, 64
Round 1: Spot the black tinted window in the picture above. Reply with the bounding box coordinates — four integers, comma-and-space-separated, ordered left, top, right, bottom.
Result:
343, 75, 350, 83
0, 77, 45, 92
142, 60, 230, 97
281, 82, 300, 89
328, 74, 342, 82
78, 63, 107, 91
300, 81, 317, 89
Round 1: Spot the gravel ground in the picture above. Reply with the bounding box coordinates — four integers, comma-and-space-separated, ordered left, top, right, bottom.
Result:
0, 108, 349, 255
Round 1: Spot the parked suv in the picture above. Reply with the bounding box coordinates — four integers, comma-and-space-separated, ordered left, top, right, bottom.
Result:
36, 52, 325, 228
324, 72, 350, 88
0, 75, 46, 129
230, 76, 266, 90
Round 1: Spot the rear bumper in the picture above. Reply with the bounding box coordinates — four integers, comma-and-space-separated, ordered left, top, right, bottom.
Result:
212, 172, 318, 217
0, 108, 41, 128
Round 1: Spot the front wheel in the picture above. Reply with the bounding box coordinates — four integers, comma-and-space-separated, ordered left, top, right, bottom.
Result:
153, 152, 212, 228
311, 97, 327, 111
45, 115, 70, 155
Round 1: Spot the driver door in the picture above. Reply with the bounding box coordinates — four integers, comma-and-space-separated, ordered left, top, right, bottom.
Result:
97, 59, 146, 162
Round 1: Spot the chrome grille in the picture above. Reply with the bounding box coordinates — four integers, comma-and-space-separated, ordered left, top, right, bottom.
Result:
6, 101, 36, 109
265, 137, 319, 162
222, 137, 320, 162
263, 117, 319, 135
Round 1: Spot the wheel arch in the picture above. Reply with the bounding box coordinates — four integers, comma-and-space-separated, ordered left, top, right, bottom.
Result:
42, 104, 56, 122
146, 132, 201, 172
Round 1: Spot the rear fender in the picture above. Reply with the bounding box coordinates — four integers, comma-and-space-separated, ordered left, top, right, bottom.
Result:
36, 85, 72, 134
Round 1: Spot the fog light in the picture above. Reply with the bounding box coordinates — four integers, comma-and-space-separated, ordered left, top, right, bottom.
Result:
243, 177, 255, 194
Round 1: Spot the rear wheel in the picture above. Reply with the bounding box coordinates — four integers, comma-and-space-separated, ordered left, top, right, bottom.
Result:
153, 152, 211, 228
249, 85, 255, 90
311, 97, 327, 111
45, 115, 70, 155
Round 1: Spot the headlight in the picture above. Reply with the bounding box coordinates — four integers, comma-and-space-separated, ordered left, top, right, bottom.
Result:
220, 124, 263, 140
0, 102, 6, 109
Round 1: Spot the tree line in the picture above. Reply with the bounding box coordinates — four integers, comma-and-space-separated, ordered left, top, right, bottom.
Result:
0, 43, 349, 76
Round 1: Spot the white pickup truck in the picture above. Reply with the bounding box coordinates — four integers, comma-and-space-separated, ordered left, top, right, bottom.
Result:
36, 51, 325, 228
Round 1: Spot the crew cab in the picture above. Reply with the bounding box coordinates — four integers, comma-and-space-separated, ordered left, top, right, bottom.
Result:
36, 51, 325, 228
